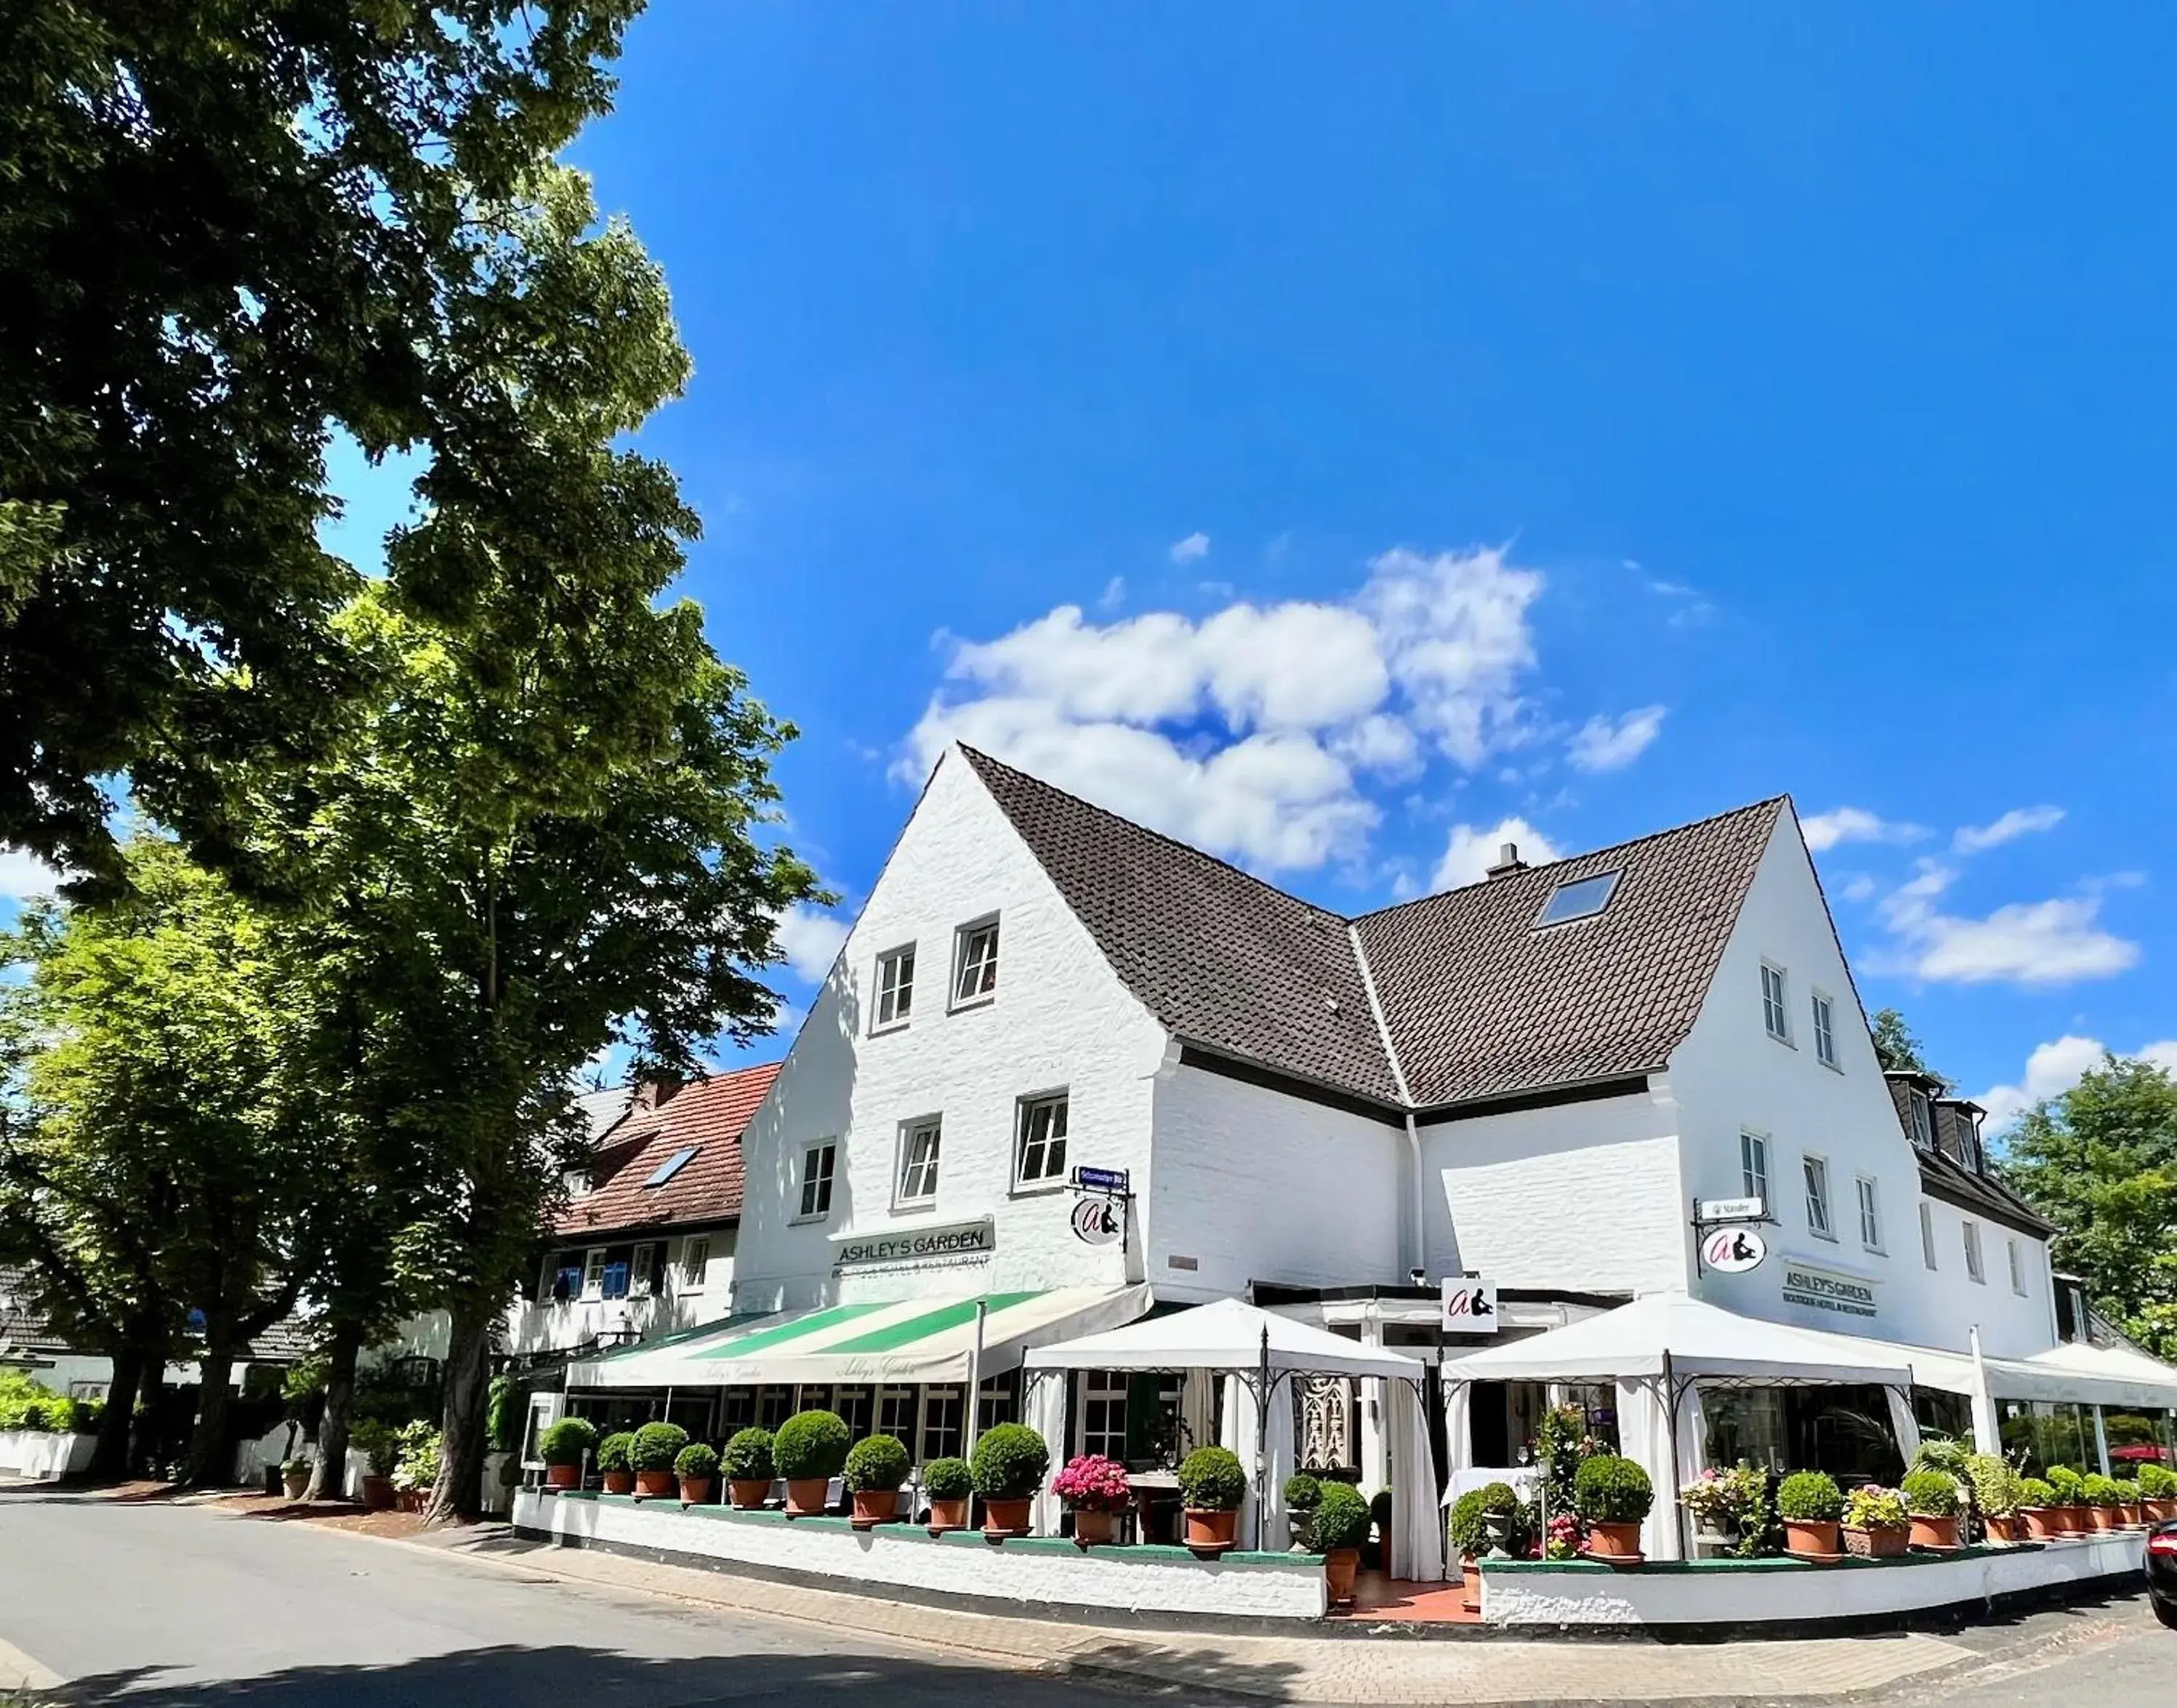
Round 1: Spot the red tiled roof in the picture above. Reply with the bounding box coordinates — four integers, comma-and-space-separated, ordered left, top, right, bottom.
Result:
555, 1062, 780, 1239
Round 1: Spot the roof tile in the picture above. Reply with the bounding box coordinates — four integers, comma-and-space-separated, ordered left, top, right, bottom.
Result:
555, 1061, 779, 1239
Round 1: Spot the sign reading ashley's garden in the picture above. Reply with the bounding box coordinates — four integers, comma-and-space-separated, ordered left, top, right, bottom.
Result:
832, 1218, 996, 1271
1780, 1260, 1878, 1319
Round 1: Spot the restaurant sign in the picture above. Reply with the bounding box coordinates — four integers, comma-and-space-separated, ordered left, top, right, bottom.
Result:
832, 1217, 995, 1272
1780, 1258, 1878, 1321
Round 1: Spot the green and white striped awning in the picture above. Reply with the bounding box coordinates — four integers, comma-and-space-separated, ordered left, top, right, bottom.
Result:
564, 1284, 1151, 1391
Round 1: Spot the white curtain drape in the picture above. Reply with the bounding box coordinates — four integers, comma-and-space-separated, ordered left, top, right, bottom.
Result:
1181, 1367, 1217, 1464
1884, 1386, 1923, 1466
1442, 1379, 1473, 1491
1026, 1369, 1069, 1536
1388, 1380, 1446, 1580
1614, 1376, 1682, 1562
1220, 1374, 1292, 1550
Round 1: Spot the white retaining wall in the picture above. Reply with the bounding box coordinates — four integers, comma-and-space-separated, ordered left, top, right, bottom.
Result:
0, 1430, 96, 1481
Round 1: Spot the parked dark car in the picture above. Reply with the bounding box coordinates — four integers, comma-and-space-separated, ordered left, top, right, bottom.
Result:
2148, 1519, 2177, 1628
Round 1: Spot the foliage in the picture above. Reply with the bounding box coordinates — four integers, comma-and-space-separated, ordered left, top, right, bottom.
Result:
486, 1375, 520, 1455
0, 1371, 75, 1433
2080, 1473, 2124, 1508
842, 1434, 912, 1494
350, 1418, 401, 1478
1899, 1470, 1958, 1518
675, 1442, 719, 1482
631, 1422, 688, 1473
1053, 1454, 1132, 1512
2138, 1465, 2177, 1498
1573, 1455, 1654, 1524
1370, 1488, 1394, 1534
537, 1417, 597, 1467
1447, 1481, 1522, 1560
1678, 1463, 1769, 1555
970, 1423, 1052, 1501
1844, 1485, 1907, 1531
1776, 1471, 1844, 1523
1308, 1482, 1373, 1552
281, 1457, 311, 1479
1531, 1401, 1601, 1518
922, 1456, 974, 1501
1912, 1438, 1972, 1478
2019, 1477, 2056, 1509
1870, 1008, 1940, 1079
1177, 1446, 1247, 1512
1999, 1052, 2177, 1359
595, 1432, 635, 1474
391, 1422, 443, 1493
723, 1427, 776, 1483
2046, 1465, 2085, 1503
1966, 1453, 2024, 1518
1282, 1473, 1323, 1511
773, 1411, 853, 1482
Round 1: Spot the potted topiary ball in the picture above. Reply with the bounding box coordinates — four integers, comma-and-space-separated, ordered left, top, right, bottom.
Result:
353, 1419, 400, 1509
1177, 1446, 1248, 1554
1446, 1486, 1515, 1611
1841, 1484, 1910, 1558
675, 1441, 720, 1505
1311, 1482, 1372, 1606
1282, 1473, 1323, 1552
1776, 1470, 1845, 1560
843, 1433, 912, 1528
631, 1422, 691, 1499
595, 1431, 637, 1495
281, 1457, 312, 1502
922, 1455, 974, 1534
1902, 1468, 1961, 1550
723, 1427, 776, 1508
970, 1422, 1051, 1539
1574, 1454, 1653, 1563
538, 1416, 598, 1491
774, 1410, 852, 1517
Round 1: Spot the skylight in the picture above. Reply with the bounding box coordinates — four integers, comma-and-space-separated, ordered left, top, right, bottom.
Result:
1534, 870, 1620, 928
645, 1145, 699, 1188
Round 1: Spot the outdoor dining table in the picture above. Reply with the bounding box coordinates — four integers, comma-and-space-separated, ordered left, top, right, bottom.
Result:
1126, 1467, 1182, 1544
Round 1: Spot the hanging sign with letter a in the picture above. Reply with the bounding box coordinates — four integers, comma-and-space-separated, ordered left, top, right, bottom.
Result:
1702, 1225, 1768, 1273
1440, 1277, 1500, 1334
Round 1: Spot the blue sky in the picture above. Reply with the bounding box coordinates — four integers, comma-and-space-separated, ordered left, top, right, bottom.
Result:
306, 7, 2177, 1126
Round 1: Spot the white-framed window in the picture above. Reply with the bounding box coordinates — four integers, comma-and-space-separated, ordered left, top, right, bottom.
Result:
1740, 1131, 1770, 1209
797, 1142, 836, 1222
630, 1241, 658, 1297
952, 916, 1000, 1006
1015, 1092, 1069, 1188
2008, 1237, 2025, 1295
1855, 1176, 1881, 1252
920, 1386, 965, 1464
1920, 1201, 1937, 1270
1082, 1369, 1127, 1462
896, 1116, 943, 1205
874, 944, 915, 1031
680, 1236, 711, 1293
582, 1247, 608, 1299
1803, 1153, 1834, 1240
1908, 1090, 1933, 1149
1963, 1218, 1985, 1284
1761, 962, 1791, 1042
877, 1385, 916, 1440
1812, 993, 1838, 1068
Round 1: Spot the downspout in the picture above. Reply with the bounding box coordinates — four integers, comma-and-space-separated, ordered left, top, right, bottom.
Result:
1349, 924, 1425, 1276
1402, 1111, 1425, 1278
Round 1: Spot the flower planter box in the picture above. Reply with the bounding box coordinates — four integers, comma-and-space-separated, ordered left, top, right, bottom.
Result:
784, 1477, 830, 1518
635, 1468, 675, 1499
1581, 1520, 1644, 1565
926, 1495, 971, 1535
1071, 1509, 1117, 1547
1184, 1507, 1239, 1555
982, 1496, 1033, 1539
850, 1489, 899, 1529
601, 1470, 634, 1496
2021, 1507, 2061, 1541
1843, 1525, 1910, 1559
544, 1464, 581, 1491
1783, 1519, 1842, 1561
1908, 1514, 1959, 1552
680, 1475, 716, 1506
1983, 1513, 2023, 1544
1461, 1559, 1482, 1613
729, 1478, 770, 1510
1324, 1547, 1360, 1606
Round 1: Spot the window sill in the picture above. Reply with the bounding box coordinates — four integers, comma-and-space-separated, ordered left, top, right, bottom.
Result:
1008, 1177, 1069, 1200
789, 1213, 831, 1227
947, 994, 997, 1016
869, 1019, 911, 1038
1819, 1058, 1846, 1074
891, 1198, 938, 1216
1767, 1033, 1796, 1049
1808, 1228, 1838, 1244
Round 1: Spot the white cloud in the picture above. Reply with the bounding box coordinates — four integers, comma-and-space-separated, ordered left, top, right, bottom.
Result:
0, 848, 63, 903
1433, 816, 1561, 891
1566, 705, 1666, 774
1839, 874, 1879, 903
1875, 863, 2139, 987
1953, 805, 2065, 855
1974, 1034, 2177, 1132
1169, 531, 1210, 565
1098, 576, 1126, 612
1800, 807, 1927, 853
774, 904, 850, 982
902, 544, 1547, 872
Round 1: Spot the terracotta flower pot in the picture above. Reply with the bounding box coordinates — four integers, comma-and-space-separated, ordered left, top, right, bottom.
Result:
982, 1496, 1033, 1539
2118, 1503, 2147, 1530
2021, 1507, 2061, 1540
361, 1474, 396, 1510
1784, 1518, 1841, 1560
1072, 1507, 1117, 1547
601, 1470, 634, 1495
1983, 1513, 2022, 1544
1582, 1520, 1643, 1563
1843, 1525, 1910, 1558
927, 1495, 971, 1534
1460, 1560, 1482, 1613
680, 1475, 716, 1506
1909, 1514, 1959, 1551
396, 1487, 422, 1513
282, 1471, 310, 1501
1183, 1507, 1240, 1552
2084, 1504, 2115, 1534
729, 1478, 770, 1510
2153, 1499, 2177, 1523
851, 1489, 899, 1528
544, 1463, 580, 1490
785, 1476, 832, 1517
1324, 1547, 1360, 1606
635, 1467, 675, 1499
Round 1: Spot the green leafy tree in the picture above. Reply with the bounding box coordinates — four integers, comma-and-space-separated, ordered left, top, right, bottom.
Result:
1870, 1007, 1944, 1081
2000, 1053, 2177, 1358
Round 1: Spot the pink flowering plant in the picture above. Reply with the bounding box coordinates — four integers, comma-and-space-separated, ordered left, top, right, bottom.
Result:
1543, 1510, 1582, 1561
1053, 1453, 1132, 1513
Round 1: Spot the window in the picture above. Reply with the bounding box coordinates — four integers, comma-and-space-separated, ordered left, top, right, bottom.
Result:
1803, 1154, 1834, 1240
920, 1387, 964, 1464
896, 1116, 942, 1204
1015, 1092, 1069, 1188
1963, 1219, 1985, 1284
1534, 870, 1620, 927
878, 1386, 917, 1441
1082, 1370, 1127, 1462
680, 1236, 711, 1293
874, 945, 915, 1030
953, 917, 1000, 1005
1920, 1202, 1937, 1270
1761, 963, 1791, 1042
645, 1144, 699, 1188
1739, 1132, 1771, 1209
599, 1244, 633, 1300
2008, 1237, 2025, 1295
834, 1387, 873, 1440
1812, 994, 1838, 1068
1908, 1091, 1933, 1149
629, 1241, 658, 1297
1856, 1176, 1881, 1252
582, 1248, 607, 1298
551, 1251, 586, 1301
797, 1143, 836, 1221
757, 1385, 795, 1430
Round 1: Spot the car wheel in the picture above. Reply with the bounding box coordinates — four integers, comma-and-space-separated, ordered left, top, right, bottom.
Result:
2157, 1598, 2177, 1632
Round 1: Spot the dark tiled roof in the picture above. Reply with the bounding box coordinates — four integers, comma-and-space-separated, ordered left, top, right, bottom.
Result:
960, 747, 1407, 1105
0, 1265, 71, 1354
1918, 1148, 2056, 1238
1355, 799, 1787, 1108
555, 1061, 780, 1241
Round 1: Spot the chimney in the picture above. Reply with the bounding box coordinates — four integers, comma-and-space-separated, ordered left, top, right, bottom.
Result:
1486, 841, 1528, 879
632, 1068, 685, 1111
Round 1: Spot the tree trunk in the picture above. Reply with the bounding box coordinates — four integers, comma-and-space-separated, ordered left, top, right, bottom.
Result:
306, 1322, 361, 1501
89, 1346, 142, 1483
180, 1342, 236, 1488
132, 1355, 168, 1478
424, 1302, 490, 1526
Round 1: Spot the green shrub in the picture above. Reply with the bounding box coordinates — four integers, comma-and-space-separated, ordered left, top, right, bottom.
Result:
391, 1420, 441, 1491
1447, 1481, 1521, 1558
843, 1433, 911, 1493
486, 1374, 520, 1454
1309, 1482, 1372, 1552
1901, 1468, 1958, 1518
538, 1416, 597, 1467
281, 1456, 311, 1478
1369, 1488, 1393, 1532
1912, 1437, 1972, 1478
2137, 1464, 2177, 1498
1283, 1473, 1323, 1511
922, 1455, 974, 1501
595, 1431, 635, 1473
2046, 1465, 2084, 1502
723, 1427, 775, 1481
1573, 1454, 1654, 1524
1843, 1485, 1907, 1531
2081, 1473, 2123, 1508
970, 1422, 1052, 1500
773, 1410, 851, 1481
351, 1417, 401, 1476
1776, 1470, 1843, 1523
2019, 1476, 2055, 1508
1176, 1445, 1247, 1511
675, 1442, 719, 1481
1966, 1453, 2022, 1518
631, 1422, 689, 1472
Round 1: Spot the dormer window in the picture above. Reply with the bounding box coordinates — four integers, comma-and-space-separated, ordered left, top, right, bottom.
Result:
1908, 1090, 1933, 1150
1534, 871, 1619, 928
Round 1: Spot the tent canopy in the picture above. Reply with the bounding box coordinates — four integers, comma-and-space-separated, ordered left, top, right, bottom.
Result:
1438, 1293, 1914, 1389
566, 1285, 1151, 1390
1026, 1296, 1427, 1382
